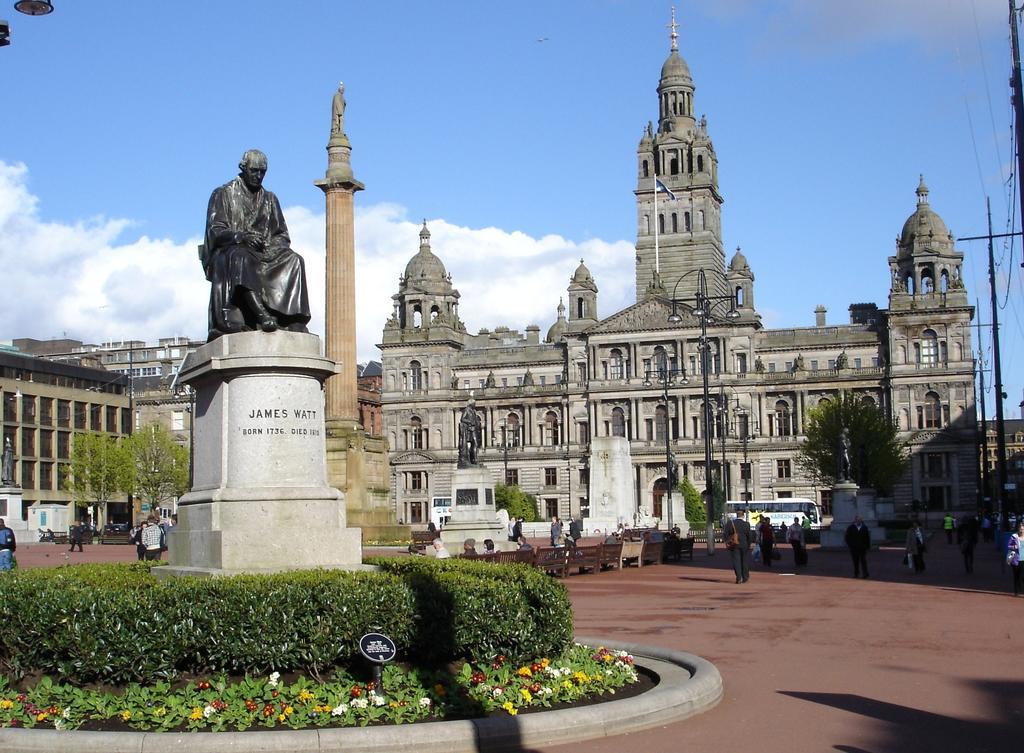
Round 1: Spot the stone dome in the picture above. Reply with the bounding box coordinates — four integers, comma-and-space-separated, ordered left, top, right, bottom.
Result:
545, 299, 568, 343
404, 221, 448, 281
660, 50, 692, 85
729, 247, 749, 271
898, 176, 950, 259
572, 259, 593, 284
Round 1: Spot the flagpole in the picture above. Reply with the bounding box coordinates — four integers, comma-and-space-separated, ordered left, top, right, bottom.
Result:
654, 174, 660, 274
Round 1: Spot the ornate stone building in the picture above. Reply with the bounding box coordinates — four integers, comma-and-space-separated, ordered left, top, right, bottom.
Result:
380, 22, 977, 526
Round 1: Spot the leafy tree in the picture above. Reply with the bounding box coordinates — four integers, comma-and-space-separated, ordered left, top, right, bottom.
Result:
494, 484, 539, 522
798, 391, 907, 494
126, 424, 190, 514
679, 476, 706, 525
69, 432, 132, 528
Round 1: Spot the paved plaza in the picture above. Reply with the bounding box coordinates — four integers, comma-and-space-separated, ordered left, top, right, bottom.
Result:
13, 534, 1021, 752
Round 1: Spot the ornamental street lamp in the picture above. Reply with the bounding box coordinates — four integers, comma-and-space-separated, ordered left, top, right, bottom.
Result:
643, 366, 688, 531
666, 268, 740, 554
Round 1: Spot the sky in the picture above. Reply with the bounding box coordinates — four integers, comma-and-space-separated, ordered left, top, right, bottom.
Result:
0, 0, 1022, 420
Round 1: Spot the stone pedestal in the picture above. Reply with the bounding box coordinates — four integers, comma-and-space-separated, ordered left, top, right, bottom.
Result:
161, 331, 363, 577
819, 482, 882, 549
440, 466, 507, 551
586, 437, 636, 534
0, 487, 27, 533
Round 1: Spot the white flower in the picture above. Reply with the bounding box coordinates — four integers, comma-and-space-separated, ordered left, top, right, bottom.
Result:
478, 684, 491, 694
351, 698, 368, 709
203, 705, 215, 718
61, 708, 72, 720
540, 686, 553, 696
419, 697, 431, 707
53, 718, 66, 731
617, 650, 629, 658
268, 672, 281, 688
372, 695, 386, 707
492, 687, 504, 697
331, 703, 348, 716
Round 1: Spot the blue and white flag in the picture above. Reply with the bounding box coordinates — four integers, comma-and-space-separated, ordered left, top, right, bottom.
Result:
655, 178, 677, 201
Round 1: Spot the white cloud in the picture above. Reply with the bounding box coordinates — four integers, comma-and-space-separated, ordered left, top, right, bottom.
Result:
0, 162, 636, 364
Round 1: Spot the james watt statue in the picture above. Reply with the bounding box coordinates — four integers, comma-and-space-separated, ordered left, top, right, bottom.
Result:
201, 149, 312, 340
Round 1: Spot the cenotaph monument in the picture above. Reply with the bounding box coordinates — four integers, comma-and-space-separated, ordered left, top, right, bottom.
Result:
439, 398, 506, 550
162, 149, 362, 577
586, 436, 638, 534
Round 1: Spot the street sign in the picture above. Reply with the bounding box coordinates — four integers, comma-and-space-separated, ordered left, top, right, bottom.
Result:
358, 632, 397, 664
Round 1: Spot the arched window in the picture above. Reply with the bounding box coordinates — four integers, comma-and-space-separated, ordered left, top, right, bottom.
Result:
861, 394, 876, 407
899, 345, 907, 364
671, 213, 678, 233
697, 155, 704, 172
735, 285, 744, 306
653, 346, 668, 377
920, 329, 938, 367
940, 269, 949, 292
412, 305, 422, 328
410, 360, 423, 391
505, 412, 521, 446
577, 297, 585, 319
670, 156, 679, 175
655, 404, 668, 442
611, 407, 626, 437
642, 159, 649, 177
774, 400, 792, 437
652, 478, 668, 519
921, 391, 942, 429
609, 348, 625, 380
698, 210, 705, 229
684, 211, 691, 231
905, 275, 915, 294
644, 215, 650, 234
921, 268, 935, 293
544, 411, 560, 446
659, 214, 665, 234
410, 416, 423, 449
900, 408, 910, 431
430, 305, 439, 322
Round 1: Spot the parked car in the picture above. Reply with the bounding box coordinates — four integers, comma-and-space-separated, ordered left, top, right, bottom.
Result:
104, 522, 130, 534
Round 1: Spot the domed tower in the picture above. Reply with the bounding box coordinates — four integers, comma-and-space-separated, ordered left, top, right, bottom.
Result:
545, 298, 569, 343
566, 259, 598, 333
388, 221, 462, 332
634, 8, 726, 303
888, 176, 967, 303
726, 246, 759, 323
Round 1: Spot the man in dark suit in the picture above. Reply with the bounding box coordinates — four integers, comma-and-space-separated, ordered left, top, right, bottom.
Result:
844, 515, 871, 578
724, 509, 753, 583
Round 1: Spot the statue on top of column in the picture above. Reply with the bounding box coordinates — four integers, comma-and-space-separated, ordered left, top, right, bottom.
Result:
331, 82, 346, 135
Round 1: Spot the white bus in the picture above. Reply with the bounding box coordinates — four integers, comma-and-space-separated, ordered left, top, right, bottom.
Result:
725, 499, 823, 530
430, 496, 452, 529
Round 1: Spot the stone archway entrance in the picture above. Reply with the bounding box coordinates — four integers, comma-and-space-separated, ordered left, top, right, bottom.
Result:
653, 477, 668, 520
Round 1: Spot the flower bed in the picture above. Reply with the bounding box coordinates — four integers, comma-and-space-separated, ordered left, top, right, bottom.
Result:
0, 644, 640, 732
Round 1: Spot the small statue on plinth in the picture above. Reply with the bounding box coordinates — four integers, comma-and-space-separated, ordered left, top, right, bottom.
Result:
331, 82, 346, 135
838, 427, 852, 482
201, 149, 312, 340
1, 437, 13, 486
458, 398, 482, 468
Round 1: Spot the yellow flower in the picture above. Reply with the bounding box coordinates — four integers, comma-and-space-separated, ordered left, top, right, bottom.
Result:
119, 711, 131, 722
0, 700, 13, 710
501, 701, 517, 716
573, 671, 589, 684
540, 658, 550, 668
389, 701, 399, 709
562, 680, 573, 690
284, 706, 294, 716
277, 713, 286, 723
602, 654, 614, 662
519, 688, 532, 703
298, 689, 315, 703
154, 707, 167, 717
36, 713, 48, 722
517, 667, 532, 677
189, 707, 203, 721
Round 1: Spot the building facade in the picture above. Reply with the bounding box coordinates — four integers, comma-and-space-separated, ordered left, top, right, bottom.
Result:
380, 23, 977, 527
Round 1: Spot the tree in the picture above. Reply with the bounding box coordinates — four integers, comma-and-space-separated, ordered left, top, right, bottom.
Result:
679, 476, 705, 525
494, 484, 539, 522
126, 424, 190, 514
798, 391, 907, 494
69, 432, 132, 528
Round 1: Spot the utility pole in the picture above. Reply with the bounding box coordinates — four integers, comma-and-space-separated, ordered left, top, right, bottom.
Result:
976, 312, 989, 514
986, 201, 1010, 528
1010, 0, 1024, 232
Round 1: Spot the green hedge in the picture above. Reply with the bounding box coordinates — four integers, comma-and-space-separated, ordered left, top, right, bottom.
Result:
0, 559, 574, 685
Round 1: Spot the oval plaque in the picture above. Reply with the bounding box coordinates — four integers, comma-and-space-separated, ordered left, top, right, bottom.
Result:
358, 632, 397, 664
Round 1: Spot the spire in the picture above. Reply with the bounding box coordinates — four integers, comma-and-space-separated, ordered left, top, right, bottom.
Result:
669, 6, 678, 51
557, 297, 565, 318
916, 174, 929, 205
419, 220, 431, 248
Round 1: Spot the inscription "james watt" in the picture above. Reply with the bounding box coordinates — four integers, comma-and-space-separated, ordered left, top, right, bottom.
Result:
248, 408, 318, 420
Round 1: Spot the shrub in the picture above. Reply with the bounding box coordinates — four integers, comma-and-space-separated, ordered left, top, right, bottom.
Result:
0, 559, 574, 685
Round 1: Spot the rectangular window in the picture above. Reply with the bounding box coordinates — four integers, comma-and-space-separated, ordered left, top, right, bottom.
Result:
20, 461, 34, 489
925, 453, 944, 478
90, 404, 101, 431
828, 359, 836, 369
409, 471, 424, 491
539, 376, 546, 386
39, 398, 52, 426
3, 394, 16, 423
20, 429, 34, 457
172, 411, 185, 431
57, 400, 70, 428
516, 377, 524, 386
737, 353, 747, 374
74, 402, 87, 430
776, 459, 792, 479
872, 357, 880, 367
854, 358, 862, 369
776, 491, 793, 499
21, 394, 36, 424
579, 468, 589, 486
505, 469, 519, 486
479, 379, 485, 388
555, 374, 562, 384
501, 378, 508, 387
810, 360, 818, 370
768, 362, 776, 372
463, 380, 470, 389
39, 462, 52, 490
580, 497, 590, 518
740, 462, 752, 480
57, 432, 70, 459
544, 467, 558, 486
39, 429, 53, 458
785, 361, 793, 372
545, 498, 559, 519
57, 463, 69, 491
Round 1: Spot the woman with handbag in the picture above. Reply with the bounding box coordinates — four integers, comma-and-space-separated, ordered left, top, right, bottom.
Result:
905, 520, 926, 573
1008, 521, 1024, 596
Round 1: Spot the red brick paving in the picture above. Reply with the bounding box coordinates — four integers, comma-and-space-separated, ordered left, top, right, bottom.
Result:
12, 536, 1022, 753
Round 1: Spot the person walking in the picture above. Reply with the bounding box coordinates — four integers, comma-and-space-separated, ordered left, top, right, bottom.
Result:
788, 516, 807, 568
844, 515, 871, 578
724, 509, 753, 583
943, 513, 955, 545
141, 516, 164, 561
757, 516, 775, 568
68, 520, 85, 553
1008, 521, 1024, 596
550, 515, 562, 547
0, 518, 16, 572
905, 520, 927, 573
958, 515, 979, 574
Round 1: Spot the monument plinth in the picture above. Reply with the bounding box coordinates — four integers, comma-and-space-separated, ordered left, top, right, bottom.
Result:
440, 466, 506, 551
819, 481, 882, 549
162, 331, 363, 577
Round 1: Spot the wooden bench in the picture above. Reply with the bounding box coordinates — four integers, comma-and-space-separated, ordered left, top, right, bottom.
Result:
496, 549, 535, 565
410, 531, 435, 552
640, 540, 663, 566
565, 544, 602, 575
677, 537, 695, 561
101, 533, 132, 545
534, 546, 569, 577
599, 540, 623, 570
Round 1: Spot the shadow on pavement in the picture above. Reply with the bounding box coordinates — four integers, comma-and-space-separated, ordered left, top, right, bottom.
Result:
781, 681, 1024, 753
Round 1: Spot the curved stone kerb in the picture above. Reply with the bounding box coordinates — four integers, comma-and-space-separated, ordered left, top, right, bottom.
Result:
0, 639, 722, 753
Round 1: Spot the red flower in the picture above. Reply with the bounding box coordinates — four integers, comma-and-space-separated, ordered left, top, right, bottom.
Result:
15, 695, 25, 703
9, 720, 18, 727
197, 680, 211, 691
366, 681, 376, 691
350, 687, 362, 698
271, 690, 279, 698
529, 682, 541, 694
245, 699, 258, 712
470, 671, 486, 685
262, 704, 274, 717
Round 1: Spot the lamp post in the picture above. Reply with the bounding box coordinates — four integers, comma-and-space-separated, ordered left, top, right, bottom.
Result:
666, 268, 740, 554
643, 366, 689, 531
492, 419, 517, 486
734, 406, 757, 502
